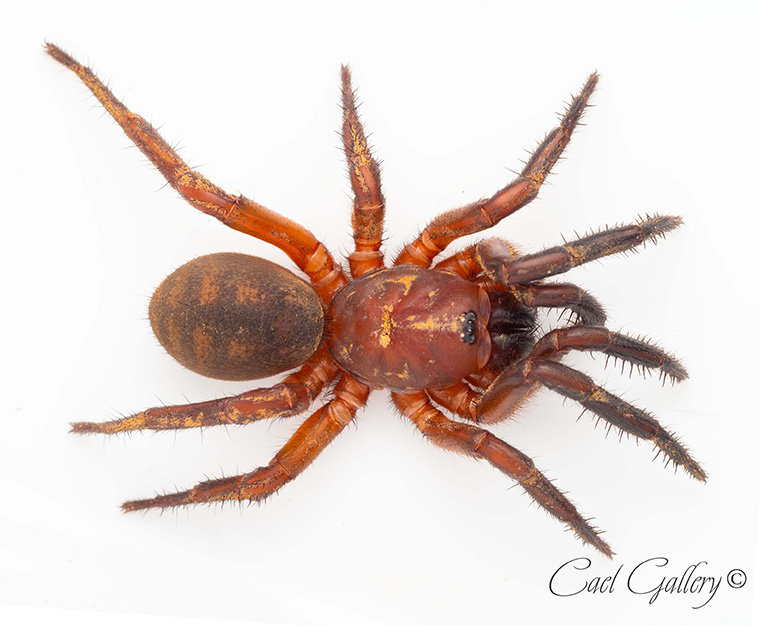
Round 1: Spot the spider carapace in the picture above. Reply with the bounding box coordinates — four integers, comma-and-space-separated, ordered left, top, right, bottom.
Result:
48, 43, 705, 557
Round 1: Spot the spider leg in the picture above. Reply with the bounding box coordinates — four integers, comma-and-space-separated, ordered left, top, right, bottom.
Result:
487, 280, 606, 326
71, 346, 340, 434
393, 391, 613, 557
477, 215, 682, 285
514, 361, 706, 482
529, 326, 686, 381
394, 73, 598, 267
46, 43, 347, 304
468, 339, 703, 481
438, 326, 688, 423
434, 244, 606, 325
429, 378, 542, 427
341, 67, 386, 278
122, 375, 370, 511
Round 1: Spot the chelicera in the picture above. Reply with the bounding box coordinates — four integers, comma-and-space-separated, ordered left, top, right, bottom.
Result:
48, 43, 705, 556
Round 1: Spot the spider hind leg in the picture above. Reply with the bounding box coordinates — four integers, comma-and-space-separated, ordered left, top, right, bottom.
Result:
122, 375, 370, 511
71, 347, 340, 434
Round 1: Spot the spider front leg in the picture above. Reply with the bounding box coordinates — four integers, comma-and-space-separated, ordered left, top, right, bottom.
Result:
46, 43, 347, 303
476, 215, 682, 285
395, 73, 598, 267
518, 361, 704, 481
435, 327, 705, 482
392, 391, 612, 557
434, 245, 606, 325
341, 66, 386, 278
434, 326, 688, 425
72, 346, 341, 434
123, 375, 370, 511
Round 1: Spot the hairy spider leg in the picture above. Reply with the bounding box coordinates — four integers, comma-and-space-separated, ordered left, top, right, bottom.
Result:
472, 324, 686, 418
431, 324, 688, 418
434, 245, 606, 325
529, 326, 687, 380
46, 43, 347, 304
432, 325, 704, 481
516, 361, 705, 482
71, 345, 341, 434
484, 279, 606, 326
394, 73, 598, 267
429, 376, 541, 425
392, 391, 613, 557
341, 67, 386, 278
122, 375, 370, 511
477, 215, 682, 286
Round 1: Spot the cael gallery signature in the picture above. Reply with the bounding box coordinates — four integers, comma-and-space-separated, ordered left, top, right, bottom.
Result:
549, 557, 747, 609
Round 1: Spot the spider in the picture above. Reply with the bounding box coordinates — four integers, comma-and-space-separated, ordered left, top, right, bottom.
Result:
48, 43, 705, 557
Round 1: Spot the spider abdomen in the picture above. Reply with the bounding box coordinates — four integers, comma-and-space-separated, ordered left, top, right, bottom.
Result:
327, 266, 491, 390
149, 253, 324, 381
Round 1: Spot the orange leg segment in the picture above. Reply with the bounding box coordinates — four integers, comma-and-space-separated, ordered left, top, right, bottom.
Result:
71, 346, 341, 434
122, 375, 370, 511
428, 377, 542, 426
341, 66, 386, 278
393, 391, 612, 557
395, 73, 599, 267
46, 43, 347, 303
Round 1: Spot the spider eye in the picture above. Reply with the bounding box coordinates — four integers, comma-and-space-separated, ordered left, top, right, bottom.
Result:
459, 310, 477, 344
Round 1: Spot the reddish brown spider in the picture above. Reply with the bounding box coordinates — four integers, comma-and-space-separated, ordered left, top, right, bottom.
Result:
48, 43, 705, 557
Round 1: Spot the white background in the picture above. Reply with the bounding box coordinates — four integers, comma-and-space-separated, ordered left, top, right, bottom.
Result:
3, 1, 759, 624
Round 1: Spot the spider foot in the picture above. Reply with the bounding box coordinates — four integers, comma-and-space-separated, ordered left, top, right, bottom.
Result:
122, 489, 197, 512
521, 464, 614, 558
70, 420, 111, 434
637, 214, 683, 242
654, 436, 707, 483
122, 466, 286, 512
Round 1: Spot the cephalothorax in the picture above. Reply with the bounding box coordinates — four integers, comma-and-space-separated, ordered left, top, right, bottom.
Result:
49, 44, 705, 556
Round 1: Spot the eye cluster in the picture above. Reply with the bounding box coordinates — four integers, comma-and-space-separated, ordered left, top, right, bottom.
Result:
459, 311, 477, 345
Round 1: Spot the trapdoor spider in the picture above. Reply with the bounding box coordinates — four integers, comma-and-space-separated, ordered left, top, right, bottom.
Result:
48, 43, 705, 556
